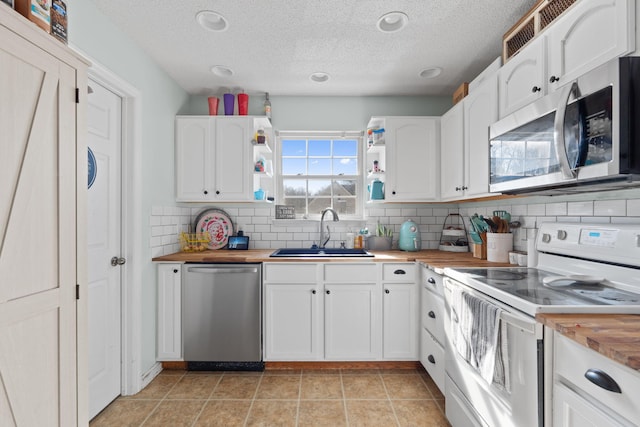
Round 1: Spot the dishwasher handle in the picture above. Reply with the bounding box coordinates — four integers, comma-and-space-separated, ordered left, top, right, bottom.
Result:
187, 266, 259, 274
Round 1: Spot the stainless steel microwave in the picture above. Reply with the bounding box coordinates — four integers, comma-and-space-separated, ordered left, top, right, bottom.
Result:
490, 57, 640, 195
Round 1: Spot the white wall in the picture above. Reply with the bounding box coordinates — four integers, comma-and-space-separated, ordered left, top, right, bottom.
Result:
69, 0, 190, 374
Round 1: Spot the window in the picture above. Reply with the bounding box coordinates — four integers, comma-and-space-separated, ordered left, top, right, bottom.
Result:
277, 132, 363, 218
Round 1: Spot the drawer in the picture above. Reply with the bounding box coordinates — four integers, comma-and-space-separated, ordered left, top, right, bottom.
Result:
382, 263, 416, 282
323, 263, 377, 282
263, 263, 318, 283
421, 327, 445, 394
421, 266, 444, 297
555, 334, 640, 425
421, 288, 445, 345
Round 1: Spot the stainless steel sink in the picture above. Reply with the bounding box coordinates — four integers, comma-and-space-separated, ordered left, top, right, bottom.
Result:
269, 248, 374, 257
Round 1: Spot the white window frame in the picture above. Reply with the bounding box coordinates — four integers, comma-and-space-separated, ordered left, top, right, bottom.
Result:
275, 130, 365, 220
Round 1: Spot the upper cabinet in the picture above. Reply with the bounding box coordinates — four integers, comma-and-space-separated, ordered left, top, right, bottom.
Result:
367, 117, 440, 202
441, 72, 498, 201
499, 0, 634, 118
175, 116, 272, 202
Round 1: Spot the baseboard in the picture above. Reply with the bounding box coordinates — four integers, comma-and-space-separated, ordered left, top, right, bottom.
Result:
140, 362, 162, 390
265, 361, 421, 370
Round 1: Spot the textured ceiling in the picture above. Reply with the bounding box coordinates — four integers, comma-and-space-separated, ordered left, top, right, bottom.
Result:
92, 0, 538, 97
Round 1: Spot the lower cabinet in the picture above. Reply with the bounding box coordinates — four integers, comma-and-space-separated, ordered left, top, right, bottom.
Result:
419, 264, 446, 393
263, 262, 417, 361
156, 263, 182, 361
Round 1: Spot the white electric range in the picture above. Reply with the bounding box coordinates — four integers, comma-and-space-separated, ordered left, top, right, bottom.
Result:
442, 222, 640, 427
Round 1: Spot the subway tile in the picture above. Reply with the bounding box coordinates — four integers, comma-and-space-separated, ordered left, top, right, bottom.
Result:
545, 202, 567, 216
385, 208, 402, 217
151, 226, 165, 237
163, 225, 176, 235
254, 208, 271, 216
151, 206, 164, 216
252, 216, 268, 225
293, 233, 309, 241
239, 208, 255, 216
567, 201, 593, 216
627, 199, 640, 216
510, 204, 527, 216
254, 224, 271, 232
527, 204, 546, 216
401, 208, 417, 217
594, 199, 626, 216
581, 216, 611, 223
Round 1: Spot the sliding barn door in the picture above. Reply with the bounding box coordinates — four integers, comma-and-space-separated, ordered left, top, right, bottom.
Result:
0, 19, 79, 426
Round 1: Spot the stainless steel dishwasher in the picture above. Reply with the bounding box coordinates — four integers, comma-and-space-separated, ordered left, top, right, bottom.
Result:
182, 263, 262, 370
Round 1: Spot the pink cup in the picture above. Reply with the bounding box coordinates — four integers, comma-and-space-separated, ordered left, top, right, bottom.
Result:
223, 93, 235, 115
238, 93, 249, 115
207, 97, 219, 115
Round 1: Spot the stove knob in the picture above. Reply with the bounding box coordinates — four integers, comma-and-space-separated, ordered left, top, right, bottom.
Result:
557, 230, 567, 240
542, 233, 551, 243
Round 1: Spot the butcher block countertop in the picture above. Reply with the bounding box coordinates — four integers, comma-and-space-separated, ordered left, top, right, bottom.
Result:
152, 249, 513, 267
537, 313, 640, 372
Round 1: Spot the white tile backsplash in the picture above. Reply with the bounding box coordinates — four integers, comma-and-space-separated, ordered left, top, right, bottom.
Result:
150, 189, 640, 255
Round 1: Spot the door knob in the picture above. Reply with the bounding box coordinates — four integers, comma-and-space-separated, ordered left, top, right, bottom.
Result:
111, 256, 126, 266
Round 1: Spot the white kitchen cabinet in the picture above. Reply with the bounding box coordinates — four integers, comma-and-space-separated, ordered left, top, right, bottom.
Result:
175, 116, 272, 202
546, 0, 634, 90
264, 284, 322, 360
382, 264, 418, 360
440, 103, 464, 200
499, 36, 546, 117
156, 264, 182, 361
419, 265, 446, 393
367, 117, 440, 202
324, 283, 381, 360
499, 0, 634, 118
441, 73, 498, 200
552, 332, 640, 426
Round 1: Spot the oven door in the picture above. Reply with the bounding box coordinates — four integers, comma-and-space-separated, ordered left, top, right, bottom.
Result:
443, 277, 543, 427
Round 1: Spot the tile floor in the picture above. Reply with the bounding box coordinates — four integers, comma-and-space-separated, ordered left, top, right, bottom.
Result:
90, 368, 450, 426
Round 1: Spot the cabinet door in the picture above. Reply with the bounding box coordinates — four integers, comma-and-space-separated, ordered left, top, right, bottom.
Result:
264, 284, 322, 360
215, 117, 252, 200
157, 264, 182, 360
463, 74, 498, 198
383, 283, 418, 359
547, 0, 634, 90
324, 283, 381, 360
499, 36, 546, 117
440, 104, 464, 200
553, 382, 620, 427
386, 118, 439, 201
175, 117, 213, 201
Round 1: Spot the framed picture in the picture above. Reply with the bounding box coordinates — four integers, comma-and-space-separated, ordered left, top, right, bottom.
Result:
1, 0, 14, 7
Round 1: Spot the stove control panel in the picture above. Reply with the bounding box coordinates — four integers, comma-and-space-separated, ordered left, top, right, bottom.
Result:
537, 222, 640, 268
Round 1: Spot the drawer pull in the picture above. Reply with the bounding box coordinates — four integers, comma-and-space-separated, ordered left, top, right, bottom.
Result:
427, 277, 436, 284
394, 269, 406, 275
428, 355, 436, 364
584, 369, 622, 393
428, 311, 436, 319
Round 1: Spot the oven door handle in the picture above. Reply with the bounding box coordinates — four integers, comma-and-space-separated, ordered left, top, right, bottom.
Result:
554, 81, 581, 180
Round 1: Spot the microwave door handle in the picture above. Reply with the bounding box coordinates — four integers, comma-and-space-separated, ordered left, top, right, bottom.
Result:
554, 81, 580, 179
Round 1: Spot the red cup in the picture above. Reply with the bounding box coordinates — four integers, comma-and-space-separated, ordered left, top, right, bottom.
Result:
207, 97, 219, 115
238, 93, 249, 115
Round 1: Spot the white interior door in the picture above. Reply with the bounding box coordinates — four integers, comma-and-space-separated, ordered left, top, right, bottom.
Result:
87, 79, 123, 419
0, 23, 78, 426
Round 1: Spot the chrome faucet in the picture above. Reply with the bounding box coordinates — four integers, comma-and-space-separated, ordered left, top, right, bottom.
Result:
319, 208, 339, 248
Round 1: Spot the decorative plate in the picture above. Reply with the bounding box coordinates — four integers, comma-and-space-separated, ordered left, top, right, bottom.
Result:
88, 147, 97, 189
194, 208, 234, 250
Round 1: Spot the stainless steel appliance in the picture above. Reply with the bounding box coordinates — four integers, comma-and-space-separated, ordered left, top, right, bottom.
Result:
490, 57, 640, 195
182, 264, 262, 370
443, 222, 640, 427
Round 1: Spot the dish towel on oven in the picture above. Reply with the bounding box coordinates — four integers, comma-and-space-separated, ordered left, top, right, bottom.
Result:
451, 287, 510, 390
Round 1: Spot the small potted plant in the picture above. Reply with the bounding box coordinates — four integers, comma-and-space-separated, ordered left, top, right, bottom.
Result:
366, 224, 393, 251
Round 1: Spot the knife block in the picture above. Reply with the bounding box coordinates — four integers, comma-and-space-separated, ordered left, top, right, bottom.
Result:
472, 242, 487, 259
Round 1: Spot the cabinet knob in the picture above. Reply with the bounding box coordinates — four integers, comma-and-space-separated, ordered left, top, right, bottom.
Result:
326, 290, 330, 295
531, 86, 541, 93
549, 75, 560, 83
584, 369, 622, 393
462, 186, 468, 190
428, 355, 436, 364
428, 311, 436, 319
203, 190, 208, 195
312, 289, 316, 294
392, 191, 396, 195
385, 289, 390, 294
173, 269, 178, 273
427, 277, 436, 285
216, 190, 220, 195
455, 186, 461, 191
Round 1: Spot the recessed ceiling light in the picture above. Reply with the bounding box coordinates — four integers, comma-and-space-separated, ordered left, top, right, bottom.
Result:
309, 72, 330, 83
377, 12, 408, 33
211, 65, 234, 77
419, 67, 443, 79
196, 11, 228, 32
